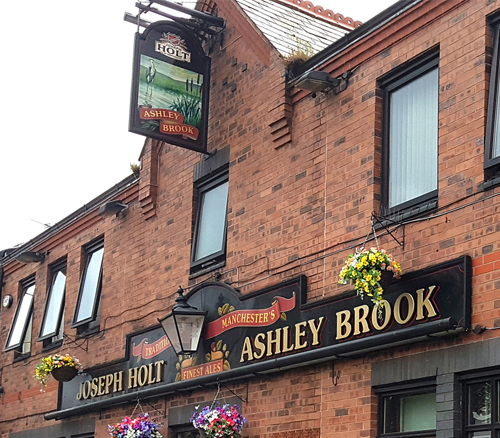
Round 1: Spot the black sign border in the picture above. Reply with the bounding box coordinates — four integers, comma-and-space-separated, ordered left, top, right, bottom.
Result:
129, 21, 211, 154
49, 256, 471, 420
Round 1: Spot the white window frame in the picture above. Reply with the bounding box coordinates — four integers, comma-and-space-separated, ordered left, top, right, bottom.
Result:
72, 239, 104, 328
39, 260, 67, 342
4, 279, 35, 352
190, 171, 229, 273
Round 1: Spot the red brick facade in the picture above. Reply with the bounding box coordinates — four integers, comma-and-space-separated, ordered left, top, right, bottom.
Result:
2, 0, 500, 437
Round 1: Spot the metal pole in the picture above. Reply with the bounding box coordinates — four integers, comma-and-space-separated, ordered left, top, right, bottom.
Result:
146, 0, 224, 28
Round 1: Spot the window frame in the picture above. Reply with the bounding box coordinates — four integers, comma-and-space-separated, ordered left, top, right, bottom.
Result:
190, 170, 229, 274
39, 258, 67, 342
461, 370, 500, 438
485, 14, 500, 178
72, 238, 104, 329
4, 276, 36, 352
379, 50, 440, 216
172, 425, 202, 438
376, 380, 437, 438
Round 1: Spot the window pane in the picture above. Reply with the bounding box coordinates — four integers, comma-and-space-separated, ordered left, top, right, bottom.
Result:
194, 181, 229, 261
21, 313, 33, 354
384, 391, 436, 433
401, 392, 436, 431
54, 309, 64, 341
468, 382, 492, 425
498, 381, 500, 423
176, 431, 202, 438
469, 431, 491, 438
6, 284, 35, 349
40, 269, 66, 337
75, 247, 104, 322
389, 68, 438, 207
493, 43, 500, 158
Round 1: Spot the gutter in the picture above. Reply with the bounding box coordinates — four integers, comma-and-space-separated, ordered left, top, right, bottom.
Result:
0, 266, 4, 303
0, 174, 139, 267
290, 0, 424, 85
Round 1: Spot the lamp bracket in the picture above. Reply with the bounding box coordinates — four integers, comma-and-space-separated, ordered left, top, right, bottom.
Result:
371, 213, 404, 249
294, 69, 353, 95
125, 0, 225, 45
215, 379, 248, 404
62, 334, 89, 352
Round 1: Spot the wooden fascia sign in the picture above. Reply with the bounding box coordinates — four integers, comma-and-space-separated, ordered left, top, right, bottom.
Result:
57, 256, 471, 413
129, 21, 210, 153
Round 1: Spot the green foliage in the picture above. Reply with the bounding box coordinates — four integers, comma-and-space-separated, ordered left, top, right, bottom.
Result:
170, 95, 202, 128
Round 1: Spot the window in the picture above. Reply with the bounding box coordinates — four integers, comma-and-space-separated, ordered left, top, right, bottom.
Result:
72, 239, 104, 332
9, 418, 95, 438
191, 171, 229, 274
377, 381, 436, 438
380, 51, 439, 215
485, 14, 500, 181
39, 259, 66, 347
4, 278, 35, 353
463, 375, 500, 438
174, 427, 202, 438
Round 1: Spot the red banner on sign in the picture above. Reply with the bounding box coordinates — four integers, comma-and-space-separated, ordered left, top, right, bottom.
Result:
139, 108, 199, 140
132, 335, 171, 360
205, 294, 296, 339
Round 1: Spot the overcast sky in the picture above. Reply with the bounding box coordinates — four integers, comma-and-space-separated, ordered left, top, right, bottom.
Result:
0, 0, 399, 251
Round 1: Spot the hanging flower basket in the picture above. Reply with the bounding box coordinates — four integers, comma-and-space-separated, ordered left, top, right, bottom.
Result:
191, 403, 247, 438
339, 247, 402, 309
108, 413, 162, 438
51, 364, 79, 382
34, 354, 81, 390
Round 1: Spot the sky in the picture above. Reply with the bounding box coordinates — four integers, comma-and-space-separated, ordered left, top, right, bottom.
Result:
0, 0, 399, 251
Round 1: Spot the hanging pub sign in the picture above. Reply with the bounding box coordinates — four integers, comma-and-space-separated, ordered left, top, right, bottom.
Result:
49, 256, 471, 420
129, 21, 210, 153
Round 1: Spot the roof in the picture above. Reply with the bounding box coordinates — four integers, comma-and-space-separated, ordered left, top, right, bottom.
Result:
291, 0, 423, 79
0, 174, 139, 267
236, 0, 362, 57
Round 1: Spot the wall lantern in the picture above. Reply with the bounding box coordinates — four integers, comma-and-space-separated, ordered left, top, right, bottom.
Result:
158, 286, 207, 356
97, 200, 128, 217
14, 251, 46, 264
295, 71, 341, 92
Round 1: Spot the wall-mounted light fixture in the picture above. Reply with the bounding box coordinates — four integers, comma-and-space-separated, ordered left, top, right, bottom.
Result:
98, 200, 128, 217
158, 286, 207, 356
295, 70, 352, 95
295, 71, 340, 92
14, 251, 46, 264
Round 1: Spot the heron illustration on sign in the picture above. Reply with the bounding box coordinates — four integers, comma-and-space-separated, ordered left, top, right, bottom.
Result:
145, 59, 156, 98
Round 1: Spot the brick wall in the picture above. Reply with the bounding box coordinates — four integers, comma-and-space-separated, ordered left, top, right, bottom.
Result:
2, 0, 500, 437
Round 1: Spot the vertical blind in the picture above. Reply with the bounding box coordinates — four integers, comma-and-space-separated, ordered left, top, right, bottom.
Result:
389, 68, 439, 208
